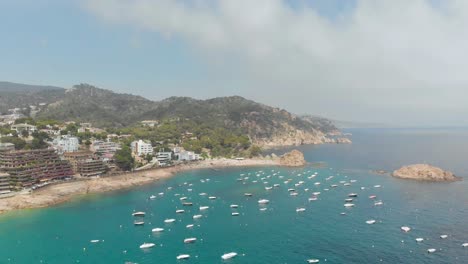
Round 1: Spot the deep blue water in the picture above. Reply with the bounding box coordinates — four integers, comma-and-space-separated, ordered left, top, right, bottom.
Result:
0, 128, 467, 263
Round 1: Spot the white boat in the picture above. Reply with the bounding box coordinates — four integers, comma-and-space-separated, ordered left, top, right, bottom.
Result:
307, 259, 320, 263
152, 228, 164, 232
290, 192, 299, 196
462, 243, 468, 247
343, 183, 351, 186
230, 204, 239, 208
374, 185, 382, 188
180, 197, 187, 201
149, 195, 157, 200
344, 203, 355, 207
331, 184, 338, 188
182, 202, 193, 206
345, 198, 353, 202
177, 254, 190, 260
199, 206, 209, 211
140, 243, 155, 249
296, 208, 306, 212
158, 192, 164, 196
427, 248, 436, 253
134, 221, 145, 226
258, 199, 269, 204
232, 212, 240, 216
132, 212, 145, 217
415, 238, 424, 242
440, 234, 448, 239
288, 188, 295, 192
369, 195, 377, 199
348, 193, 358, 197
90, 240, 100, 243
221, 252, 238, 260
164, 218, 176, 223
308, 197, 318, 201
184, 237, 197, 243
366, 219, 376, 224
186, 224, 194, 228
312, 192, 321, 196
314, 182, 321, 185
374, 201, 384, 206
401, 226, 411, 232
273, 184, 280, 187
193, 214, 202, 219
208, 196, 217, 200
350, 180, 357, 183
265, 186, 273, 190
176, 209, 185, 214
259, 208, 267, 211
199, 192, 207, 196
244, 193, 253, 197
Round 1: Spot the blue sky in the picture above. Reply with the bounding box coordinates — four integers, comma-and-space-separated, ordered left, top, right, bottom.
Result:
1, 0, 467, 126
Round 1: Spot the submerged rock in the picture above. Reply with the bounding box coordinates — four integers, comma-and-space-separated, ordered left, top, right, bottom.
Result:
278, 150, 306, 167
392, 164, 461, 182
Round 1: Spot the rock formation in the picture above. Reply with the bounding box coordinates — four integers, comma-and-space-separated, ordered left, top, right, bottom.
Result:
278, 150, 306, 167
392, 164, 460, 182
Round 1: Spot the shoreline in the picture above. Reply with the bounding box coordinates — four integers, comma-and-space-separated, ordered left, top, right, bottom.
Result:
0, 158, 280, 215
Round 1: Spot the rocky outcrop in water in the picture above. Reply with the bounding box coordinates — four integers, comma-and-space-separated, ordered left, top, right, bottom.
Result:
392, 164, 461, 182
278, 150, 306, 167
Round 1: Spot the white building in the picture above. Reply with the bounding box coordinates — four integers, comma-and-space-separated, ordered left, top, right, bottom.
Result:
51, 135, 79, 153
131, 140, 154, 156
11, 123, 37, 134
177, 151, 200, 161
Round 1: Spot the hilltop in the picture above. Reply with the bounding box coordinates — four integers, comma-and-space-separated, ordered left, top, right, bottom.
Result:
0, 82, 349, 148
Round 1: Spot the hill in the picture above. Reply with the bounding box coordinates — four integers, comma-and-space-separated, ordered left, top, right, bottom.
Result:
1, 82, 348, 147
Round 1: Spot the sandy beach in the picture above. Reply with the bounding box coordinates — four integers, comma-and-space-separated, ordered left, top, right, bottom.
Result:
0, 158, 279, 215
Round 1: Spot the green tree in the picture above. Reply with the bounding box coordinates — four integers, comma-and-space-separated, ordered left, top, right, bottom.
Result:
0, 136, 26, 150
114, 145, 135, 171
249, 145, 262, 157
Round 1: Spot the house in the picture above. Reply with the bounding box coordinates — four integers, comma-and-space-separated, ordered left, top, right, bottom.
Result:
141, 120, 159, 127
156, 151, 172, 166
51, 135, 80, 153
11, 123, 37, 134
91, 140, 121, 157
177, 151, 200, 161
131, 140, 154, 156
0, 143, 15, 152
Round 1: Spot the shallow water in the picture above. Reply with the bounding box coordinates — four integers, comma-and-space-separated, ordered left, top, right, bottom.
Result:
0, 128, 467, 263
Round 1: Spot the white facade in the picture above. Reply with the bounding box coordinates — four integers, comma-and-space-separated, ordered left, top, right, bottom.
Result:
131, 140, 154, 156
52, 135, 79, 153
177, 151, 200, 161
11, 123, 37, 133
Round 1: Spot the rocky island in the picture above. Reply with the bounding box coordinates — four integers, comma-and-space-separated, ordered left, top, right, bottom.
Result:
277, 149, 306, 167
392, 164, 461, 182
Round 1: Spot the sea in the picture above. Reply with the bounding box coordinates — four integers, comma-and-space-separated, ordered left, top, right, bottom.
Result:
0, 128, 467, 264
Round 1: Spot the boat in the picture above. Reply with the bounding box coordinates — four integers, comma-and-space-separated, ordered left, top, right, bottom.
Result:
193, 214, 202, 219
244, 193, 253, 197
199, 206, 209, 211
366, 219, 376, 224
186, 224, 194, 228
184, 237, 197, 243
348, 193, 358, 197
152, 228, 164, 232
221, 252, 238, 260
331, 184, 338, 188
462, 243, 468, 247
314, 182, 321, 185
180, 197, 187, 201
134, 221, 145, 226
290, 192, 299, 196
258, 199, 269, 204
350, 180, 357, 183
343, 183, 351, 186
427, 248, 436, 253
230, 204, 239, 208
208, 196, 217, 200
440, 234, 448, 239
273, 184, 280, 187
312, 192, 321, 196
308, 197, 318, 201
374, 185, 382, 188
374, 201, 384, 206
232, 212, 240, 216
340, 212, 346, 215
182, 202, 193, 206
401, 226, 411, 232
369, 195, 377, 199
139, 243, 155, 249
176, 209, 185, 214
259, 208, 267, 211
265, 186, 273, 190
415, 238, 424, 242
177, 254, 190, 260
345, 198, 353, 202
158, 192, 164, 196
344, 203, 355, 207
149, 195, 157, 200
90, 240, 100, 243
288, 188, 296, 192
164, 218, 176, 223
199, 192, 207, 196
132, 212, 145, 217
296, 208, 306, 212
307, 259, 320, 263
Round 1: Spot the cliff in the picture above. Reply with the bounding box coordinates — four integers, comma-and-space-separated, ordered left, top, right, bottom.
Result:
392, 164, 461, 182
277, 150, 306, 167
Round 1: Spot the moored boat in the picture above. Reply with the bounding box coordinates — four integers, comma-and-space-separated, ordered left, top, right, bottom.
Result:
139, 243, 155, 249
221, 252, 238, 260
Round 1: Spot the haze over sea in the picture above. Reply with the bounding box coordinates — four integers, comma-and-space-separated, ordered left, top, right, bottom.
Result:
0, 128, 467, 263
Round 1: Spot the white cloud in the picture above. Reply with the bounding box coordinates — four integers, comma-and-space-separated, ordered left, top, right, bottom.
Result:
84, 0, 468, 125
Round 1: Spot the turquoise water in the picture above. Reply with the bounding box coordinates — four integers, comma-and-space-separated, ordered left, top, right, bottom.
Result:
1, 128, 468, 263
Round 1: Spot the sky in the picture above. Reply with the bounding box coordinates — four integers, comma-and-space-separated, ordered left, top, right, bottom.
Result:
0, 0, 467, 126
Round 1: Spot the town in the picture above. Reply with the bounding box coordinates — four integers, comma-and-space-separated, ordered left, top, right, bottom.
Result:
0, 106, 250, 197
